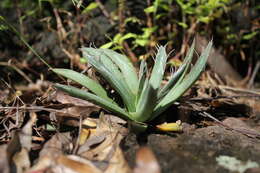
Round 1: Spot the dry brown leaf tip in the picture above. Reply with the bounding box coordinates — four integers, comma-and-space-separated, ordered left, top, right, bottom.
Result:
134, 147, 161, 173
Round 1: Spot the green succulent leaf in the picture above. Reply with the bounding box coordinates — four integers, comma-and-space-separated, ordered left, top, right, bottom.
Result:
152, 40, 213, 119
83, 48, 139, 94
82, 48, 123, 77
131, 83, 158, 122
101, 48, 139, 94
1, 14, 213, 126
173, 39, 196, 87
82, 48, 136, 112
158, 63, 187, 99
157, 39, 195, 102
54, 84, 131, 120
149, 45, 168, 90
53, 39, 212, 124
137, 60, 148, 100
52, 68, 112, 102
139, 60, 148, 80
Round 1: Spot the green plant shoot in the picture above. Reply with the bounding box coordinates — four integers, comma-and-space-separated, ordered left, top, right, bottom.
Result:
54, 39, 212, 123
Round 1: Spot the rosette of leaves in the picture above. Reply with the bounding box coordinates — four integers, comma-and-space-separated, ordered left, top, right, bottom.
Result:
54, 40, 212, 125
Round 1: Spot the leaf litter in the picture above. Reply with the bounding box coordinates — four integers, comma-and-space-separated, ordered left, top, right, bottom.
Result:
0, 67, 260, 173
0, 84, 162, 172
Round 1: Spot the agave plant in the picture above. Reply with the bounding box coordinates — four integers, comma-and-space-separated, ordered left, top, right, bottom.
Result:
54, 40, 212, 124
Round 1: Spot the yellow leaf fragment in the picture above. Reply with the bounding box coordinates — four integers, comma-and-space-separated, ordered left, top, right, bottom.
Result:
79, 119, 97, 145
156, 120, 182, 132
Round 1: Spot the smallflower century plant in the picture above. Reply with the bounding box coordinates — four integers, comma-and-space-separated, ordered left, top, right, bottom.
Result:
54, 39, 212, 125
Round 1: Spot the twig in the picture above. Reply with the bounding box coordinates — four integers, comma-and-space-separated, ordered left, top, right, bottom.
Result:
188, 94, 260, 102
0, 16, 52, 69
14, 0, 24, 36
1, 79, 25, 105
248, 61, 260, 88
95, 0, 115, 25
0, 61, 33, 83
123, 42, 138, 63
53, 8, 67, 41
118, 0, 125, 33
146, 0, 153, 29
72, 0, 83, 8
218, 85, 260, 96
118, 0, 138, 63
200, 112, 260, 138
173, 21, 197, 60
73, 114, 82, 154
0, 106, 73, 114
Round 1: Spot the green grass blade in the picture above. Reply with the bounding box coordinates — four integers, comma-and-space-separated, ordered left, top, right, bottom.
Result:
52, 68, 113, 102
54, 84, 131, 120
149, 45, 168, 90
0, 16, 52, 69
82, 48, 136, 112
152, 40, 213, 120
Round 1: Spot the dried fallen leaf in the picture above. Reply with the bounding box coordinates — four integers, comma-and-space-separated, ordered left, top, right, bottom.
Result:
39, 132, 72, 159
43, 90, 100, 126
56, 155, 102, 173
78, 113, 130, 173
77, 131, 107, 154
79, 119, 97, 145
54, 90, 98, 108
20, 112, 37, 150
104, 144, 131, 173
0, 145, 9, 173
5, 112, 37, 173
134, 147, 161, 173
13, 148, 30, 173
29, 133, 72, 172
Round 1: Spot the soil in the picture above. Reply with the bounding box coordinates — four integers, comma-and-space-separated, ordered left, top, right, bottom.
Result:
122, 117, 260, 173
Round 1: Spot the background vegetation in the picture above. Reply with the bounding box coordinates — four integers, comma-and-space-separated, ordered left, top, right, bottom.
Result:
0, 0, 259, 85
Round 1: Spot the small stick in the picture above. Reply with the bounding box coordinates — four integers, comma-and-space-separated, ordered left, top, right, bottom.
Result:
95, 0, 115, 25
200, 112, 260, 138
248, 61, 260, 88
0, 62, 33, 83
0, 106, 71, 114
